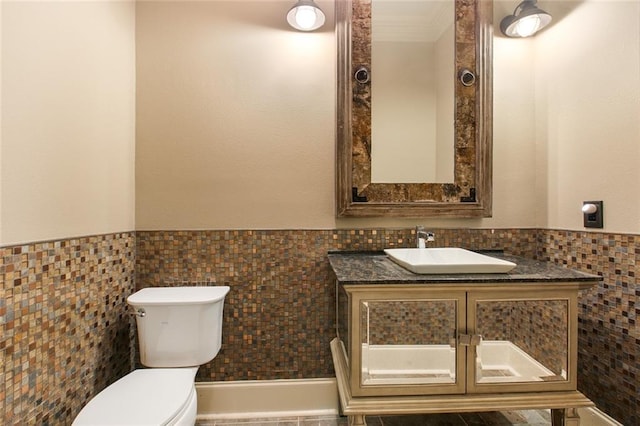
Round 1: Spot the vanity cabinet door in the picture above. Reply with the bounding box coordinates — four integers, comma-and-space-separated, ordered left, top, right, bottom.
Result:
349, 289, 467, 397
466, 288, 578, 394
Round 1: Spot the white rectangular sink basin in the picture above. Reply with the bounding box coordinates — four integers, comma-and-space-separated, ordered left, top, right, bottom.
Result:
384, 248, 517, 274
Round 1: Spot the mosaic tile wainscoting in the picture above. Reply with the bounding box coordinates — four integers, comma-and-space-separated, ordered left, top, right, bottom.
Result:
3, 228, 635, 425
1, 233, 136, 425
539, 230, 639, 425
135, 228, 537, 382
137, 228, 637, 424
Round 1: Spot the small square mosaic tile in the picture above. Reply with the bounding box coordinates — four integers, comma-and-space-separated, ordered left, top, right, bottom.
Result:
135, 228, 538, 382
1, 233, 136, 425
2, 227, 637, 425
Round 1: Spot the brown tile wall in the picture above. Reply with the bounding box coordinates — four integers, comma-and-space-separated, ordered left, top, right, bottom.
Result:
3, 227, 636, 425
136, 228, 637, 423
135, 228, 536, 381
538, 230, 639, 425
1, 233, 136, 425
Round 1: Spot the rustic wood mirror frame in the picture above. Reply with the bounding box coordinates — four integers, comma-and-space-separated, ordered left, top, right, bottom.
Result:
336, 0, 493, 218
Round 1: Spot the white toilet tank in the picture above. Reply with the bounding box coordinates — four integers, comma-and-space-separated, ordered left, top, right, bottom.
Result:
127, 286, 230, 367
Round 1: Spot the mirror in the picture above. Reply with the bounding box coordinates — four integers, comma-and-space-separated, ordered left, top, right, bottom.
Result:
371, 1, 455, 184
475, 299, 569, 385
361, 299, 459, 386
336, 0, 493, 217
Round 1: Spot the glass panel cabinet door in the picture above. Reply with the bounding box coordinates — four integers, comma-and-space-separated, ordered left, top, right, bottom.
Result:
468, 291, 577, 393
350, 291, 466, 397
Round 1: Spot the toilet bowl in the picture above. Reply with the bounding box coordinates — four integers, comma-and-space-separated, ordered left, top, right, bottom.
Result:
73, 367, 198, 426
73, 286, 230, 426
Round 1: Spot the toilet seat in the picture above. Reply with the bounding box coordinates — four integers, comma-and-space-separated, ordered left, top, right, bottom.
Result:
73, 367, 198, 426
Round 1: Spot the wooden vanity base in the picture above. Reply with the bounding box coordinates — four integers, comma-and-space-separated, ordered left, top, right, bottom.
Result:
551, 408, 581, 426
331, 339, 593, 426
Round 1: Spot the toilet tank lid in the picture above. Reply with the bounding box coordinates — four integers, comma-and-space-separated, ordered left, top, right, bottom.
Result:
128, 286, 230, 306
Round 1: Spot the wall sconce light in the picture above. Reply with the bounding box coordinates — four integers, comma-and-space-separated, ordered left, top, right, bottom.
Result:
500, 0, 552, 38
287, 0, 326, 31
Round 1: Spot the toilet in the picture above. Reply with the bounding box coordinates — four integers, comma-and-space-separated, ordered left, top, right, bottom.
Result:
73, 286, 230, 426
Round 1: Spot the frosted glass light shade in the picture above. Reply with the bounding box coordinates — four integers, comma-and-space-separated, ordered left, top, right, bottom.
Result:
501, 0, 552, 38
287, 0, 326, 31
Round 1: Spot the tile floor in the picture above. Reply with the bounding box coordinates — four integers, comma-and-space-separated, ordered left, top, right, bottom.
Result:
197, 409, 551, 425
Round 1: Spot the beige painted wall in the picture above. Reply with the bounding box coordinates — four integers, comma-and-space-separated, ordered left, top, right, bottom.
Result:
371, 40, 439, 183
534, 0, 640, 234
135, 0, 337, 230
0, 3, 3, 241
5, 0, 634, 238
136, 0, 539, 231
0, 1, 136, 245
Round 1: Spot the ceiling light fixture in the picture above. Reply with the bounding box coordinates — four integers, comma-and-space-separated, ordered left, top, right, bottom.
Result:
500, 0, 552, 38
287, 0, 326, 32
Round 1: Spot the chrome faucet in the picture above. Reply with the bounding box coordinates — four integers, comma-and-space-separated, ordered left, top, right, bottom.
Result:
416, 226, 435, 248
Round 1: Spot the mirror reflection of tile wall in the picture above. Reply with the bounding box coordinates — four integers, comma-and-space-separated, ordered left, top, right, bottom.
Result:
476, 299, 569, 379
363, 300, 457, 345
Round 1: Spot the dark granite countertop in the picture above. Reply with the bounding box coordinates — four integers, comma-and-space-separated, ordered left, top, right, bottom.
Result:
327, 250, 601, 285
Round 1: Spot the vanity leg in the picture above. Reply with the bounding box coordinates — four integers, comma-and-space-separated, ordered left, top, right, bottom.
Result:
348, 415, 366, 426
551, 408, 580, 426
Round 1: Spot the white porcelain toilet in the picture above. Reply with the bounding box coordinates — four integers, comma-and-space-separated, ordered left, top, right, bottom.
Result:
73, 286, 230, 426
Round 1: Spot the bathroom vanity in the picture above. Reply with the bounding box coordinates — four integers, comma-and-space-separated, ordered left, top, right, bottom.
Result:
328, 251, 600, 426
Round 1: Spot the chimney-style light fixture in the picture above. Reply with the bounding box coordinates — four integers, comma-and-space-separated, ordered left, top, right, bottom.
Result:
287, 0, 326, 31
500, 0, 552, 38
